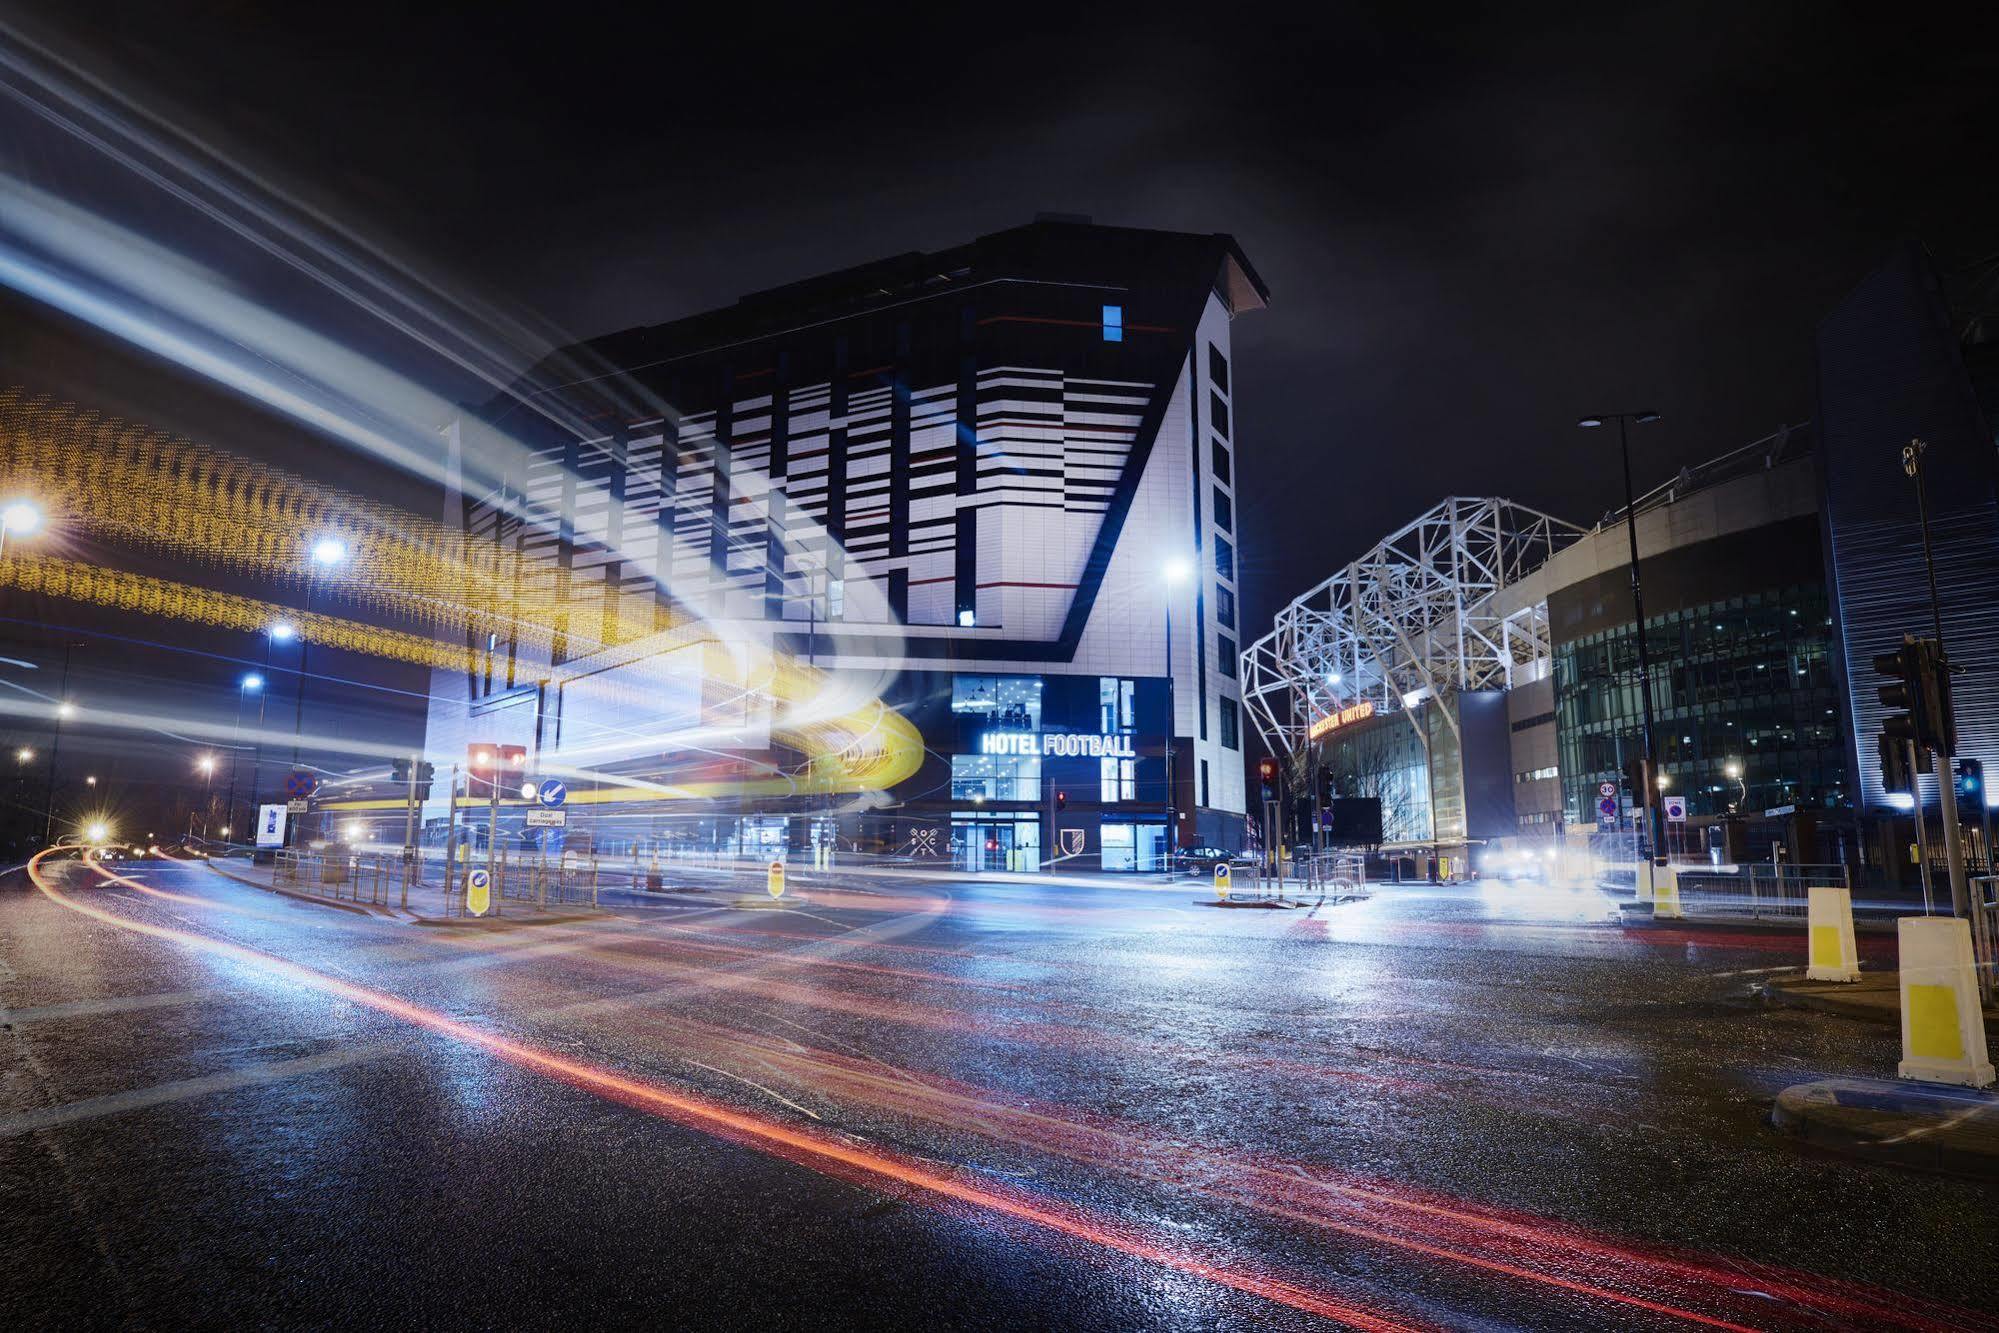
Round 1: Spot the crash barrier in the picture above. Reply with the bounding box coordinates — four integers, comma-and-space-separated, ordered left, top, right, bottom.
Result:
1896, 915, 1996, 1089
1668, 862, 1849, 922
1805, 885, 1862, 983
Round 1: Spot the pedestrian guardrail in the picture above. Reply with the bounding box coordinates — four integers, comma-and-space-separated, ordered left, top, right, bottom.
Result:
1670, 862, 1848, 922
1970, 875, 1999, 1006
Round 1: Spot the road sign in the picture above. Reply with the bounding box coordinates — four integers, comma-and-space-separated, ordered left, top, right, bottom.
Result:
536, 778, 567, 808
1213, 861, 1232, 899
1663, 796, 1688, 823
466, 868, 491, 916
525, 808, 566, 828
1596, 795, 1619, 831
286, 798, 309, 815
1598, 780, 1617, 799
256, 803, 287, 848
767, 859, 785, 899
283, 769, 318, 799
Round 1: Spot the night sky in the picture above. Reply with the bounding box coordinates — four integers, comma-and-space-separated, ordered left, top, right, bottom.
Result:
8, 1, 1999, 641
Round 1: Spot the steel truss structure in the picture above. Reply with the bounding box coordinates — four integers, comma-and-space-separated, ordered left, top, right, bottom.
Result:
1242, 497, 1583, 754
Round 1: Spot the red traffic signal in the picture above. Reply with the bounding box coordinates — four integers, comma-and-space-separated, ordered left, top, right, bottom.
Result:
1055, 790, 1067, 812
1257, 757, 1277, 782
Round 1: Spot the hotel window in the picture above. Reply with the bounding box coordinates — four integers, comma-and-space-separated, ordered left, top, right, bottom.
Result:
952, 675, 1042, 729
1099, 755, 1136, 802
1215, 585, 1236, 630
1098, 677, 1136, 733
1211, 437, 1231, 485
1215, 536, 1234, 582
1217, 634, 1237, 679
951, 753, 1042, 801
1219, 697, 1240, 751
1208, 343, 1229, 395
1209, 391, 1229, 440
1212, 487, 1233, 533
1102, 305, 1123, 342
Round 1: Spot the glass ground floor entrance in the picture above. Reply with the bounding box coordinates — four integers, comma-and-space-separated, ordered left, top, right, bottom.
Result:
952, 811, 1042, 872
1099, 819, 1170, 872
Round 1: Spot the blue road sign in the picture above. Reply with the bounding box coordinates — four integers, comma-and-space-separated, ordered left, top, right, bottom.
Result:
536, 778, 567, 808
283, 770, 318, 799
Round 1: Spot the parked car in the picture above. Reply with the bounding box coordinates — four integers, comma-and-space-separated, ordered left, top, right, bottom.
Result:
1172, 845, 1256, 875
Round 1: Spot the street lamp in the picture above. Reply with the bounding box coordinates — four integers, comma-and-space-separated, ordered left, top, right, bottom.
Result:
310, 536, 349, 567
1723, 760, 1746, 812
15, 747, 32, 764
1161, 558, 1193, 866
85, 775, 97, 787
1579, 410, 1664, 862
0, 498, 42, 560
268, 621, 296, 642
292, 538, 348, 843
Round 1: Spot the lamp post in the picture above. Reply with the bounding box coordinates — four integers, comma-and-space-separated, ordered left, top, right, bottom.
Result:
192, 753, 217, 840
0, 498, 43, 561
224, 672, 263, 842
1580, 411, 1664, 865
1162, 558, 1192, 867
41, 642, 80, 847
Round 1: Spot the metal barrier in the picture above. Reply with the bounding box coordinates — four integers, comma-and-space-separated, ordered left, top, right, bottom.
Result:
1971, 875, 1999, 1006
1670, 862, 1849, 921
271, 848, 415, 909
1245, 850, 1368, 900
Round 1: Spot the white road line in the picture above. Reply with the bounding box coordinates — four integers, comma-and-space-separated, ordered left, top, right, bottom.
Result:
1, 989, 216, 1026
0, 1041, 397, 1139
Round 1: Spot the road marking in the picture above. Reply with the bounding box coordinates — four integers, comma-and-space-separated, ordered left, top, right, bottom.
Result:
1, 989, 216, 1026
0, 1041, 396, 1139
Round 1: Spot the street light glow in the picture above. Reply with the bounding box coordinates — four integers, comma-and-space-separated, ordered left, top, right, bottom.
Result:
15, 747, 33, 763
1, 498, 43, 533
56, 701, 75, 718
84, 820, 109, 843
85, 775, 97, 786
1162, 558, 1192, 585
310, 536, 349, 566
1723, 760, 1742, 779
197, 754, 217, 775
241, 672, 265, 691
269, 620, 297, 641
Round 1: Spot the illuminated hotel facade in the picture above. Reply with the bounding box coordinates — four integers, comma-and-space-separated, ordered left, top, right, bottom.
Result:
420, 219, 1267, 871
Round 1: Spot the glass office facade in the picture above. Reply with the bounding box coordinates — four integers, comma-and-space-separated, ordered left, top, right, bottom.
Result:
1555, 584, 1845, 822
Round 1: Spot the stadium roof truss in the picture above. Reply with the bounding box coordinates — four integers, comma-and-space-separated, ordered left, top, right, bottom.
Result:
1242, 497, 1583, 754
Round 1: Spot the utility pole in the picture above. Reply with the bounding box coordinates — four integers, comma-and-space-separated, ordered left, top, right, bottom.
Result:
41, 642, 77, 846
442, 764, 461, 895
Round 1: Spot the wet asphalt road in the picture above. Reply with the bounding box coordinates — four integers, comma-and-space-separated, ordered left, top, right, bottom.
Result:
2, 854, 1995, 1331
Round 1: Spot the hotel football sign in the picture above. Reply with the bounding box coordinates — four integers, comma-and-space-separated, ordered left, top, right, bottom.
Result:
979, 731, 1137, 759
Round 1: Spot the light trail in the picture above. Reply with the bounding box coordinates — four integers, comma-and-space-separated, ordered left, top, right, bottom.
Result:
26, 850, 1415, 1332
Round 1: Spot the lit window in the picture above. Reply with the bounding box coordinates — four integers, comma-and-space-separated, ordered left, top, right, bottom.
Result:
958, 608, 976, 627
1102, 305, 1123, 342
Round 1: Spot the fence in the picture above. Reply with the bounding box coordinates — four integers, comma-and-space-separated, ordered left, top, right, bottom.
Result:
1971, 875, 1999, 1006
1669, 862, 1849, 922
1242, 850, 1368, 901
434, 850, 605, 918
273, 849, 416, 909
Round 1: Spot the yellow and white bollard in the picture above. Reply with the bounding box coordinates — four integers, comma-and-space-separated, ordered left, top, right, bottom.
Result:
1645, 860, 1682, 919
767, 858, 786, 900
1896, 916, 1995, 1088
1805, 884, 1861, 982
1213, 861, 1232, 900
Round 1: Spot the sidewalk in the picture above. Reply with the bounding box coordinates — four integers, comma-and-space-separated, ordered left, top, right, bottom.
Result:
1760, 968, 1999, 1026
201, 857, 608, 928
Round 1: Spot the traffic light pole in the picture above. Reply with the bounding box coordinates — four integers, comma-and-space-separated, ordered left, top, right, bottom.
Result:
1909, 739, 1934, 914
402, 753, 419, 855
1935, 751, 1971, 917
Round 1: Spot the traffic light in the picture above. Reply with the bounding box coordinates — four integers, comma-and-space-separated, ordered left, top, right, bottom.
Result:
1055, 790, 1067, 813
1316, 765, 1335, 806
1620, 754, 1652, 799
1879, 734, 1914, 796
391, 757, 437, 798
1874, 635, 1956, 757
1956, 757, 1984, 806
1257, 757, 1277, 803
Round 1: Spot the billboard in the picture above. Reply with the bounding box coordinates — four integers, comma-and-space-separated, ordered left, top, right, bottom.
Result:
255, 803, 288, 848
